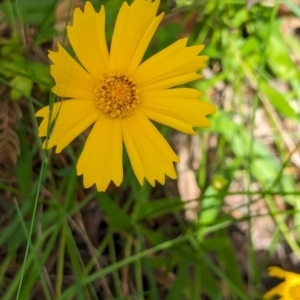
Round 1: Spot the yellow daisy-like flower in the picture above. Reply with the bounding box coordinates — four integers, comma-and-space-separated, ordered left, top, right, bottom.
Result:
36, 0, 215, 191
264, 266, 300, 300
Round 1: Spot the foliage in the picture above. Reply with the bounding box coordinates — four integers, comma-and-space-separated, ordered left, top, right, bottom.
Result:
0, 0, 300, 299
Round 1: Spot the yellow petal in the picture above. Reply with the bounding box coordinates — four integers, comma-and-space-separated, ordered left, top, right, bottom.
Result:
110, 0, 163, 74
135, 38, 207, 90
67, 2, 109, 77
268, 266, 300, 283
139, 88, 216, 134
77, 117, 123, 191
268, 266, 288, 279
49, 43, 96, 99
122, 110, 179, 186
36, 99, 101, 152
263, 282, 287, 299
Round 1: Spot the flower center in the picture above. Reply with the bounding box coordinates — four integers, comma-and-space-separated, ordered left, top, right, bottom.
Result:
289, 284, 300, 300
94, 73, 139, 118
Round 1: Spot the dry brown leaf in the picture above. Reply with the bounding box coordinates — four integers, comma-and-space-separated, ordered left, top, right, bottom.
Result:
0, 95, 22, 177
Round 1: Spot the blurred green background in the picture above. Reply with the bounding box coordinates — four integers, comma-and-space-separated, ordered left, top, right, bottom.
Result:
1, 0, 300, 299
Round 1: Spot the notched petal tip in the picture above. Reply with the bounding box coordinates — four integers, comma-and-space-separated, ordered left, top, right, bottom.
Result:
122, 110, 179, 187
177, 37, 188, 45
268, 266, 287, 278
81, 1, 97, 19
201, 55, 209, 62
263, 291, 277, 300
48, 49, 56, 62
48, 43, 66, 64
35, 106, 48, 117
84, 0, 94, 10
206, 103, 217, 115
77, 118, 123, 192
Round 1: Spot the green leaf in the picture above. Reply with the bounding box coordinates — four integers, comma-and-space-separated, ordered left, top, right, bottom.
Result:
10, 75, 33, 100
198, 158, 239, 228
266, 29, 300, 80
260, 81, 298, 119
29, 62, 52, 91
15, 126, 32, 197
0, 0, 56, 25
166, 263, 188, 300
96, 193, 133, 232
138, 198, 185, 220
210, 112, 299, 207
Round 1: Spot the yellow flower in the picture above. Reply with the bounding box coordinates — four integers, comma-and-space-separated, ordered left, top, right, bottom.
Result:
36, 0, 215, 191
264, 266, 300, 300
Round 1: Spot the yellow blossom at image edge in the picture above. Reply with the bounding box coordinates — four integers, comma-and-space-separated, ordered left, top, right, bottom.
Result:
264, 266, 300, 300
36, 0, 216, 191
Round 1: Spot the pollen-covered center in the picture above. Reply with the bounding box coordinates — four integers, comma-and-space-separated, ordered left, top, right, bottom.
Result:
94, 73, 139, 118
289, 284, 300, 300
